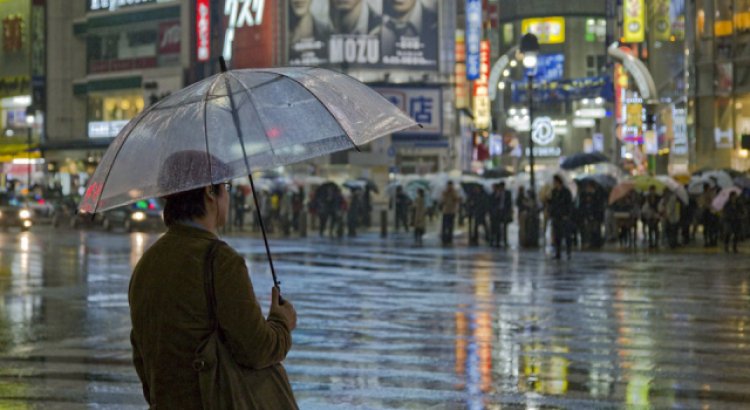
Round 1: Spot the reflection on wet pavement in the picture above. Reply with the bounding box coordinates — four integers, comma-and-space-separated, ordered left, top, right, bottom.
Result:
0, 229, 748, 409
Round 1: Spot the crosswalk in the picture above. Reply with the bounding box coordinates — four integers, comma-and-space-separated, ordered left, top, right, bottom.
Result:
0, 230, 749, 409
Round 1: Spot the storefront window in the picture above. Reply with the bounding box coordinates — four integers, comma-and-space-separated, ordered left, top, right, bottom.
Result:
738, 0, 750, 32
86, 19, 180, 74
87, 91, 143, 138
0, 95, 31, 138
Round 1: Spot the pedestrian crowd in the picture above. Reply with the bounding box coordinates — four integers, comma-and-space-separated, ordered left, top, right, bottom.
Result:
226, 173, 750, 257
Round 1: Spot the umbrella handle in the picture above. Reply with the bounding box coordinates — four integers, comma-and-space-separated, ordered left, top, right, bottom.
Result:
247, 173, 285, 305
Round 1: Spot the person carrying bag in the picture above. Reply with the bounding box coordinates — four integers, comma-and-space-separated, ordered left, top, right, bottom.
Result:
195, 240, 298, 410
129, 152, 298, 409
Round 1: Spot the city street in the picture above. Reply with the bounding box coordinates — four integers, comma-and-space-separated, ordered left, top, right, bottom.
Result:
0, 227, 748, 409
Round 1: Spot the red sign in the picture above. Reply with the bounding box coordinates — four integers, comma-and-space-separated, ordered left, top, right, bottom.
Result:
158, 21, 181, 55
196, 0, 210, 62
473, 40, 490, 97
225, 0, 276, 68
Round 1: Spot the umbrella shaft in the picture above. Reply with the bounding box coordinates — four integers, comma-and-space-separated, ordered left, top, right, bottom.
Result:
248, 173, 281, 289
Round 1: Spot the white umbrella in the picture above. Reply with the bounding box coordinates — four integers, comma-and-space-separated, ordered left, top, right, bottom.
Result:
656, 175, 688, 204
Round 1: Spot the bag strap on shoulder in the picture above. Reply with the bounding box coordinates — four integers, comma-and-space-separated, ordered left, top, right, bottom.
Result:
202, 240, 223, 331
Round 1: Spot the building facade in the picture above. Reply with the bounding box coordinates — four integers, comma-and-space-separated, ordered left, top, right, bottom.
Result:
0, 0, 45, 190
489, 0, 614, 175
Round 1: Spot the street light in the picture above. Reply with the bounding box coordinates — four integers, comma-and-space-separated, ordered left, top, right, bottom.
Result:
25, 109, 34, 190
520, 32, 540, 247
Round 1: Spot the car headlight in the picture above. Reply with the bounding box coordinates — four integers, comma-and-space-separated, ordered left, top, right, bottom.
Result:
131, 211, 146, 222
19, 209, 31, 219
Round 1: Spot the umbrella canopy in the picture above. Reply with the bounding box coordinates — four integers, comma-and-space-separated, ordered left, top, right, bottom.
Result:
357, 177, 379, 193
734, 176, 750, 189
343, 180, 367, 190
560, 152, 609, 170
609, 181, 635, 205
575, 174, 618, 191
655, 175, 689, 204
688, 171, 733, 194
631, 175, 666, 193
672, 173, 691, 185
693, 167, 742, 179
79, 67, 416, 213
482, 168, 514, 179
700, 170, 734, 189
712, 187, 742, 211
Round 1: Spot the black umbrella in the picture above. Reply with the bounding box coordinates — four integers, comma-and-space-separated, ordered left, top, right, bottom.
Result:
560, 152, 610, 170
357, 177, 380, 194
482, 168, 514, 179
460, 181, 486, 195
575, 174, 618, 191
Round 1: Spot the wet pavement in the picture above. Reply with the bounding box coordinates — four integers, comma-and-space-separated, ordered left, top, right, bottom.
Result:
0, 227, 749, 409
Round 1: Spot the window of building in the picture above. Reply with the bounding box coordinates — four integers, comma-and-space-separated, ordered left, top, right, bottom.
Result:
503, 23, 514, 45
586, 55, 606, 77
86, 19, 180, 74
585, 18, 606, 43
87, 91, 144, 138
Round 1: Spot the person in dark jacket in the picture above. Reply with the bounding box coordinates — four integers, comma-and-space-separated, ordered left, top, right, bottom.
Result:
549, 175, 573, 259
577, 181, 604, 248
129, 152, 297, 408
489, 182, 513, 247
393, 186, 411, 233
642, 185, 661, 248
347, 188, 362, 237
723, 191, 744, 253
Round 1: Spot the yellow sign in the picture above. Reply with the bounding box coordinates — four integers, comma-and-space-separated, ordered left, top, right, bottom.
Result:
652, 0, 670, 41
623, 0, 645, 43
626, 103, 643, 128
521, 17, 565, 44
715, 20, 733, 37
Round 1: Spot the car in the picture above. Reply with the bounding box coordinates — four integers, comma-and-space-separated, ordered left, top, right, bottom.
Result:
24, 195, 56, 224
0, 194, 33, 231
102, 199, 164, 232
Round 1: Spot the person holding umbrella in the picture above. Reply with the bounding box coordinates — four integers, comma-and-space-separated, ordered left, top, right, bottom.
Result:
78, 62, 417, 408
722, 191, 744, 253
549, 175, 573, 260
440, 181, 460, 245
412, 188, 427, 246
129, 152, 298, 408
392, 185, 411, 233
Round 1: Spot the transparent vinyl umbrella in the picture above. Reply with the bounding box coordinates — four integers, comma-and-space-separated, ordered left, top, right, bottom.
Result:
79, 62, 417, 290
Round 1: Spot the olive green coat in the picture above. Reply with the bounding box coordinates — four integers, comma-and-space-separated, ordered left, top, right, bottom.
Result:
129, 224, 293, 409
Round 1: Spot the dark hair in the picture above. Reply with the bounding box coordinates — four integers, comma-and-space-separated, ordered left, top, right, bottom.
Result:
163, 184, 220, 227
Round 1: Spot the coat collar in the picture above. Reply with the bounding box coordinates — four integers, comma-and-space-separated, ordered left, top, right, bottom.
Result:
166, 223, 218, 241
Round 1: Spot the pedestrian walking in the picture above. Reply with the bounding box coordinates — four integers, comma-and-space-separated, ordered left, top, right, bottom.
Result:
279, 190, 293, 237
468, 186, 489, 246
440, 181, 460, 245
393, 186, 411, 233
129, 153, 297, 408
578, 181, 604, 248
642, 186, 661, 248
232, 186, 246, 230
659, 190, 681, 248
723, 191, 744, 253
699, 183, 719, 246
412, 188, 427, 246
489, 182, 512, 248
549, 175, 573, 259
347, 189, 362, 237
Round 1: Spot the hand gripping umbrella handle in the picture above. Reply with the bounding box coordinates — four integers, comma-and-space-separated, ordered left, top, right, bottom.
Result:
247, 173, 285, 305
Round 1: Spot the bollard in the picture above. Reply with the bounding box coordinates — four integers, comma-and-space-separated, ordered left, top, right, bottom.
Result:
381, 209, 388, 238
